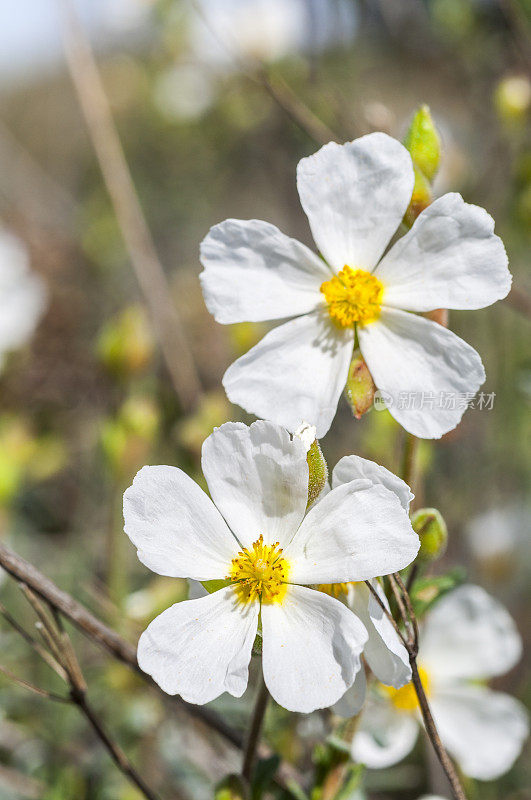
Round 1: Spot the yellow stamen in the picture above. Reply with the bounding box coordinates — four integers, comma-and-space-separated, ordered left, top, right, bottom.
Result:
228, 534, 289, 605
321, 266, 383, 327
383, 665, 432, 712
316, 582, 351, 599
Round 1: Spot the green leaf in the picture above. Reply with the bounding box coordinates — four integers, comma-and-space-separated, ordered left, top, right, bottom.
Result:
410, 568, 466, 617
251, 755, 281, 800
333, 764, 365, 800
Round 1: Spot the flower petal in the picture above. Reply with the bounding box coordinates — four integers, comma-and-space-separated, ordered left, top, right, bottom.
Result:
332, 666, 367, 718
296, 133, 414, 271
223, 310, 354, 438
123, 465, 238, 580
375, 193, 511, 311
430, 685, 528, 780
137, 587, 258, 704
350, 582, 411, 688
201, 420, 308, 548
421, 584, 523, 682
261, 585, 367, 713
351, 699, 418, 768
284, 482, 419, 584
332, 454, 413, 511
358, 307, 485, 439
200, 219, 329, 323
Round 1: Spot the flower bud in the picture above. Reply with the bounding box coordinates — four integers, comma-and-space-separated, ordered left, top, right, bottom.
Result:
100, 397, 159, 477
344, 349, 376, 419
294, 422, 328, 507
215, 774, 250, 800
97, 305, 154, 377
403, 104, 441, 183
411, 507, 448, 562
495, 75, 531, 127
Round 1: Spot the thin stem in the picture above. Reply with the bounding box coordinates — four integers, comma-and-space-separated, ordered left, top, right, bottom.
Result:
58, 0, 201, 411
364, 580, 407, 646
260, 71, 339, 146
0, 603, 67, 679
70, 688, 161, 800
241, 670, 269, 783
405, 563, 419, 594
0, 664, 69, 704
0, 543, 304, 792
401, 431, 420, 494
393, 572, 419, 650
410, 659, 466, 800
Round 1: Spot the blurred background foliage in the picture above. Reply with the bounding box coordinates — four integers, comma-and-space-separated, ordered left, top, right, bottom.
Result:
0, 0, 529, 798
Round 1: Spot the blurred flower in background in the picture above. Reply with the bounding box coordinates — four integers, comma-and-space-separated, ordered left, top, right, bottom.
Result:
0, 229, 46, 370
352, 585, 528, 780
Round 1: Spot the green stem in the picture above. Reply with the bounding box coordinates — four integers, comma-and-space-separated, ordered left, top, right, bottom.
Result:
401, 431, 420, 490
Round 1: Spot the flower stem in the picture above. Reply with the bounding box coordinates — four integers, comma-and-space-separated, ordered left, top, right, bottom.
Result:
410, 658, 466, 800
241, 668, 269, 783
401, 430, 420, 493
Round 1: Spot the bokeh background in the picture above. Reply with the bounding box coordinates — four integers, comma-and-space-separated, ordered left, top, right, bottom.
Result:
0, 1, 529, 798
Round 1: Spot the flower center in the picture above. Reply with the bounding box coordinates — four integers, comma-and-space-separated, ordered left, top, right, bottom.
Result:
228, 534, 289, 605
383, 665, 432, 712
320, 266, 383, 327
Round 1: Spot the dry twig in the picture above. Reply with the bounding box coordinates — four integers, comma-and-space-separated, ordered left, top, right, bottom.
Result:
0, 540, 303, 792
58, 0, 202, 411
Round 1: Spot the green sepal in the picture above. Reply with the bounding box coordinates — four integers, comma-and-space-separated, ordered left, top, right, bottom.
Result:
201, 578, 231, 594
307, 438, 328, 507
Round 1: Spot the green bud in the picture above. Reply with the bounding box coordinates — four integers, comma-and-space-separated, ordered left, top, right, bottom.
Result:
345, 349, 376, 419
295, 423, 328, 506
412, 507, 448, 562
97, 305, 154, 376
214, 774, 250, 800
119, 396, 159, 440
403, 164, 432, 228
494, 75, 531, 127
403, 104, 441, 183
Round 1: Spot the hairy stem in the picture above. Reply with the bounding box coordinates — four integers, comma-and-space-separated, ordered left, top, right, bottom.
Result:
241, 670, 270, 783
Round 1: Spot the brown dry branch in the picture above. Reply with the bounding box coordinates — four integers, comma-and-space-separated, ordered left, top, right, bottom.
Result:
9, 581, 163, 800
0, 540, 303, 793
58, 0, 202, 412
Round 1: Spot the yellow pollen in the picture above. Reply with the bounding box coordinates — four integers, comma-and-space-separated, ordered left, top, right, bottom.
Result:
317, 582, 352, 599
320, 266, 383, 327
228, 534, 289, 605
383, 665, 432, 712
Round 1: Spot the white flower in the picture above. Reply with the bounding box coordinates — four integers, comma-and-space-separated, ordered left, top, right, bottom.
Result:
0, 229, 46, 368
200, 133, 511, 439
123, 420, 419, 713
352, 585, 528, 780
317, 454, 414, 717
